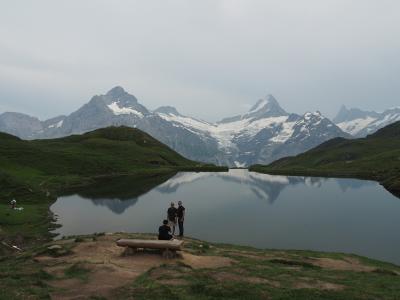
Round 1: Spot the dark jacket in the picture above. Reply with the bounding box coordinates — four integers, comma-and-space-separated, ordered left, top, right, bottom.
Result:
158, 224, 172, 240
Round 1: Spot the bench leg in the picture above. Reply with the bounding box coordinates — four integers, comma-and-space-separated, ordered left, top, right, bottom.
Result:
162, 249, 176, 259
123, 247, 137, 256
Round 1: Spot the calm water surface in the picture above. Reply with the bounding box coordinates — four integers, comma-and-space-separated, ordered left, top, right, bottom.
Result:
51, 169, 400, 265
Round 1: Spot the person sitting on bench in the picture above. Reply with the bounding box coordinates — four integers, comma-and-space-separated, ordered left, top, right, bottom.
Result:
158, 219, 173, 240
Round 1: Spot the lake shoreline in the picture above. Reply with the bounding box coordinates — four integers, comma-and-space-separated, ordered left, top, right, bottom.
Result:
249, 166, 400, 199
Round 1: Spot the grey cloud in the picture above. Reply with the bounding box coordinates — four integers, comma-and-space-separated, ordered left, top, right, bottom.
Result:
0, 0, 399, 121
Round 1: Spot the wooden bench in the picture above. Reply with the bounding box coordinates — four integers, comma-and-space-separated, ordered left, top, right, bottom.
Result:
116, 239, 184, 258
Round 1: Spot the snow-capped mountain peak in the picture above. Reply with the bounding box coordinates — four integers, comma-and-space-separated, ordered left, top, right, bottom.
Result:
103, 86, 148, 117
244, 94, 288, 119
219, 94, 288, 124
249, 94, 279, 112
334, 105, 400, 137
303, 111, 323, 122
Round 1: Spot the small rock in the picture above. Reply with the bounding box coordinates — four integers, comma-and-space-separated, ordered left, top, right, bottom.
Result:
47, 245, 62, 250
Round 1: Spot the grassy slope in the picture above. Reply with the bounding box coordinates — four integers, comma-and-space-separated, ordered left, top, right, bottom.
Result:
0, 126, 225, 200
250, 121, 400, 196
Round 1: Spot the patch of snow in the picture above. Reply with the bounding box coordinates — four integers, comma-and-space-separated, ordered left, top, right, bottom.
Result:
305, 177, 324, 187
214, 116, 290, 147
157, 172, 212, 190
158, 112, 296, 149
234, 161, 247, 168
157, 113, 212, 132
107, 101, 144, 117
270, 121, 295, 143
248, 172, 290, 184
217, 169, 252, 181
337, 116, 377, 135
210, 118, 252, 148
371, 113, 400, 128
304, 112, 313, 120
48, 120, 64, 129
303, 111, 322, 121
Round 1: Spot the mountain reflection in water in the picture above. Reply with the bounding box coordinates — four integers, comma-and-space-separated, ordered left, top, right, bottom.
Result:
144, 169, 373, 207
59, 172, 175, 214
65, 170, 373, 213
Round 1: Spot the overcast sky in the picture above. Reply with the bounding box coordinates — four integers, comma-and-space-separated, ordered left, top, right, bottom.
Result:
0, 0, 399, 122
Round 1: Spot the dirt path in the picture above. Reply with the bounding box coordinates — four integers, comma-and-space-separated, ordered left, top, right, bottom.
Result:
35, 234, 235, 299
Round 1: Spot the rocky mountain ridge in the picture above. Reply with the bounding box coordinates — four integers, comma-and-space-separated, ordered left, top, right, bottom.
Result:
334, 105, 400, 137
1, 86, 350, 166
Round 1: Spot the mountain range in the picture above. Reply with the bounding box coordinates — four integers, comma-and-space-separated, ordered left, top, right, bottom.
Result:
333, 105, 400, 137
1, 86, 399, 166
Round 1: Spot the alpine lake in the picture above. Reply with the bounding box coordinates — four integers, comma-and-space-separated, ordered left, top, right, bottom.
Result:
51, 169, 400, 265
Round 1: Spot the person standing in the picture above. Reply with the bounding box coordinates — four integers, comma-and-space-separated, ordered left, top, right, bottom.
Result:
167, 202, 178, 235
177, 201, 186, 237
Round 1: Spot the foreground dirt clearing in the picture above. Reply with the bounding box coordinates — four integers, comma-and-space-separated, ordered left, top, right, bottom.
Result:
35, 234, 236, 299
37, 236, 169, 299
181, 252, 234, 269
212, 271, 281, 287
293, 278, 345, 291
30, 233, 400, 300
308, 257, 376, 272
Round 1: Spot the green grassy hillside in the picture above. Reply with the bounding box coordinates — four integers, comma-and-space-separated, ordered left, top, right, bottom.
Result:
250, 121, 400, 196
0, 126, 224, 201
